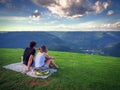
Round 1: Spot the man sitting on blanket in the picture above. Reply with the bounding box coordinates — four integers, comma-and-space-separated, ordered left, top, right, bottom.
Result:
23, 41, 37, 72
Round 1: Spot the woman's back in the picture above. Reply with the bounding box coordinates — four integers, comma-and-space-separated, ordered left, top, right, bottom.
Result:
34, 52, 45, 68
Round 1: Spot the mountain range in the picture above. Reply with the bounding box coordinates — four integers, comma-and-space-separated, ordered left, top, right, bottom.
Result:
0, 31, 120, 57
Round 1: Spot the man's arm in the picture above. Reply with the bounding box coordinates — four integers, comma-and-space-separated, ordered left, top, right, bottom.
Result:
25, 55, 34, 72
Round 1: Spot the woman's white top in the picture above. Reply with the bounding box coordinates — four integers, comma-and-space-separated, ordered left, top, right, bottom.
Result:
34, 53, 45, 68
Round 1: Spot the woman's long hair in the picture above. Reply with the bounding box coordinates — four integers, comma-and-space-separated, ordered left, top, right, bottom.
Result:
40, 45, 47, 53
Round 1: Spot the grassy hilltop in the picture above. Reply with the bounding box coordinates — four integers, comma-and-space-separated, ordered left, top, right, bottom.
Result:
0, 48, 120, 90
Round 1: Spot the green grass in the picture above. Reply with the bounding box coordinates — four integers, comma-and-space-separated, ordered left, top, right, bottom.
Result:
0, 48, 120, 90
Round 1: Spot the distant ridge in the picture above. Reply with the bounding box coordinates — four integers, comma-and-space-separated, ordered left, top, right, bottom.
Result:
0, 31, 120, 57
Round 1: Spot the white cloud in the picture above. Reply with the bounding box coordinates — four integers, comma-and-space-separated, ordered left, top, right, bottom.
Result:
101, 21, 120, 29
0, 16, 28, 21
32, 0, 111, 19
1, 17, 120, 31
30, 21, 119, 31
1, 20, 120, 31
103, 2, 109, 9
107, 10, 114, 15
29, 9, 41, 21
48, 21, 120, 31
31, 0, 91, 19
93, 1, 110, 14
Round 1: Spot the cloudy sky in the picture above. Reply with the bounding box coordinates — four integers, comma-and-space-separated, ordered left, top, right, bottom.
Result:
0, 0, 120, 31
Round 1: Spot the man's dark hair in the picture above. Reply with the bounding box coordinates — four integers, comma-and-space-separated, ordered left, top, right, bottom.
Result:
29, 41, 36, 48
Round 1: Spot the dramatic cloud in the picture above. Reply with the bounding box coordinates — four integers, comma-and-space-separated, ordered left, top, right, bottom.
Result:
107, 10, 114, 15
92, 1, 110, 13
31, 0, 92, 19
29, 9, 41, 21
32, 0, 111, 19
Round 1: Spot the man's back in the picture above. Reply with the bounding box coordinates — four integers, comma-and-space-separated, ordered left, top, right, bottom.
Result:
23, 47, 35, 65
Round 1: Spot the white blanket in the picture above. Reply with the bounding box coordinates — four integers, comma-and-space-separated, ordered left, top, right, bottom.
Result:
3, 62, 57, 79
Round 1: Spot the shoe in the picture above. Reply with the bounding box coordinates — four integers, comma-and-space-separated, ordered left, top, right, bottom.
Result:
43, 71, 49, 75
35, 71, 44, 76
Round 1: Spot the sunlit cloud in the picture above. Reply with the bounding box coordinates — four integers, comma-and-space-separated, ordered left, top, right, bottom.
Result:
32, 0, 111, 19
32, 0, 92, 19
93, 1, 110, 14
0, 16, 120, 31
0, 0, 119, 32
101, 21, 120, 29
44, 21, 120, 31
29, 9, 41, 21
107, 10, 114, 15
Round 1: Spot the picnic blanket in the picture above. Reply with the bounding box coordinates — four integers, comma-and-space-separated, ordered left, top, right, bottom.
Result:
3, 62, 57, 79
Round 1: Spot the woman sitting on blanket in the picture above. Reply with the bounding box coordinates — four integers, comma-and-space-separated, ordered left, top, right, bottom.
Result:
34, 45, 59, 71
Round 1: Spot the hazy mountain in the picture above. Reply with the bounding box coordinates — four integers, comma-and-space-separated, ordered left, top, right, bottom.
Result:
102, 42, 120, 57
0, 31, 120, 57
0, 32, 71, 51
50, 32, 120, 50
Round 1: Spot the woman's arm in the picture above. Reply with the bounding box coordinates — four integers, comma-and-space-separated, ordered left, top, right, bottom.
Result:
44, 53, 54, 60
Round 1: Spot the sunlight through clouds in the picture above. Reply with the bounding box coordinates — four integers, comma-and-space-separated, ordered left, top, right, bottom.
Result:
0, 0, 120, 31
32, 0, 111, 19
32, 0, 93, 18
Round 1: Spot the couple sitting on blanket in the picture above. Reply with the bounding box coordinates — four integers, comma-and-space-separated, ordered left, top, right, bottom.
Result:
23, 41, 59, 75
